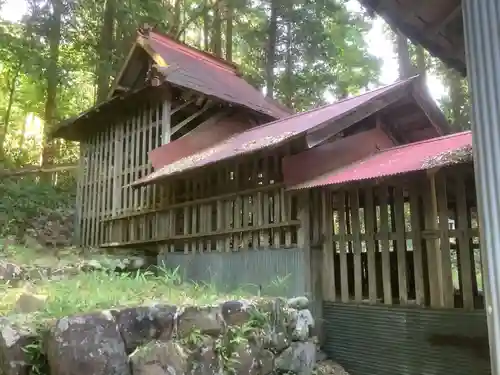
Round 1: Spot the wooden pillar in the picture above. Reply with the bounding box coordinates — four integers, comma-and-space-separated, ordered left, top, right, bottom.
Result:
423, 171, 453, 308
161, 92, 172, 145
297, 190, 312, 297
321, 189, 336, 302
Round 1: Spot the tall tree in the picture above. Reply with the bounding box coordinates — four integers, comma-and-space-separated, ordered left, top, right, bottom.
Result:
41, 0, 63, 174
265, 0, 278, 99
96, 0, 116, 103
395, 30, 413, 79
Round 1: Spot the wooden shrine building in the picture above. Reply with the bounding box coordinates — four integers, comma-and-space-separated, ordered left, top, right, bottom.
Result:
53, 26, 487, 375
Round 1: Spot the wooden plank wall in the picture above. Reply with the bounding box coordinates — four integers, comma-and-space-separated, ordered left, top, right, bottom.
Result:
319, 166, 483, 310
78, 99, 167, 247
104, 150, 300, 252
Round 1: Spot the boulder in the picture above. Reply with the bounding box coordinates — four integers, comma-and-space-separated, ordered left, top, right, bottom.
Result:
130, 341, 189, 375
315, 359, 350, 375
291, 309, 315, 341
188, 336, 219, 375
177, 306, 224, 337
46, 311, 130, 375
113, 304, 177, 353
287, 296, 309, 310
0, 261, 24, 284
276, 341, 316, 375
220, 300, 253, 327
14, 293, 47, 314
0, 319, 38, 375
230, 343, 274, 375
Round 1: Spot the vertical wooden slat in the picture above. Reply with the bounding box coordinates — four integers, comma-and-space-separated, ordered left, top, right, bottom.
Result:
242, 194, 251, 249
161, 95, 172, 145
423, 174, 442, 308
350, 189, 363, 303
274, 189, 281, 248
262, 158, 270, 247
281, 187, 293, 246
394, 187, 408, 304
322, 189, 336, 301
75, 142, 86, 245
112, 123, 124, 242
436, 173, 454, 308
379, 186, 392, 305
102, 128, 112, 244
183, 206, 190, 254
297, 191, 312, 295
364, 188, 378, 303
337, 191, 349, 303
141, 106, 148, 210
409, 185, 425, 306
455, 174, 475, 310
216, 170, 224, 251
81, 142, 91, 246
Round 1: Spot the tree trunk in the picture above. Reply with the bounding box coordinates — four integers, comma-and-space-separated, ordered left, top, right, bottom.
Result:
171, 0, 182, 36
41, 0, 63, 181
96, 0, 116, 103
447, 70, 469, 130
396, 31, 413, 79
203, 0, 210, 51
284, 20, 293, 107
212, 0, 222, 56
415, 45, 426, 81
0, 66, 20, 164
225, 0, 233, 62
266, 0, 278, 99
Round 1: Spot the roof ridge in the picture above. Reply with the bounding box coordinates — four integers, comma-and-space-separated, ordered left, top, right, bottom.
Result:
239, 76, 419, 133
147, 30, 238, 75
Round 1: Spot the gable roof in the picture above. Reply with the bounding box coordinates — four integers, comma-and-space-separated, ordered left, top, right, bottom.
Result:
52, 28, 291, 141
143, 31, 291, 119
288, 131, 472, 190
132, 76, 450, 188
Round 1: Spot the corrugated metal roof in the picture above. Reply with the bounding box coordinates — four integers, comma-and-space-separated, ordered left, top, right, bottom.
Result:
132, 78, 417, 187
147, 32, 291, 119
282, 128, 396, 187
289, 131, 472, 190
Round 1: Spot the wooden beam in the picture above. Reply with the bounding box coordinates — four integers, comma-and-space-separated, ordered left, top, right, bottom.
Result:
0, 163, 78, 177
137, 36, 168, 68
107, 42, 140, 100
171, 98, 198, 115
412, 81, 452, 135
430, 5, 462, 35
171, 101, 212, 135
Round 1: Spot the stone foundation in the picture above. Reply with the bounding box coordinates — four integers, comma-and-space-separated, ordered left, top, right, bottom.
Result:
0, 296, 332, 375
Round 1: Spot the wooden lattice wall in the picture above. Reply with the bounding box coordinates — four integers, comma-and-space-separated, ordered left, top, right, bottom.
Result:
318, 165, 482, 310
77, 98, 168, 247
103, 147, 302, 252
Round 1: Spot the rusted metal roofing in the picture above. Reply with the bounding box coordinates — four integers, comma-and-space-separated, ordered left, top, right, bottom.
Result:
288, 131, 473, 190
282, 128, 396, 187
132, 78, 419, 188
147, 31, 291, 119
149, 111, 257, 169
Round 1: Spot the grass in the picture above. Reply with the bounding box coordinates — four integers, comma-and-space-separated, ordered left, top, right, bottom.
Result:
0, 267, 260, 322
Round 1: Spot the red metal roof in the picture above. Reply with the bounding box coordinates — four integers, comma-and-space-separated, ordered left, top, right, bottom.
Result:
132, 78, 418, 188
147, 32, 291, 119
149, 112, 257, 169
288, 131, 473, 190
282, 128, 396, 187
